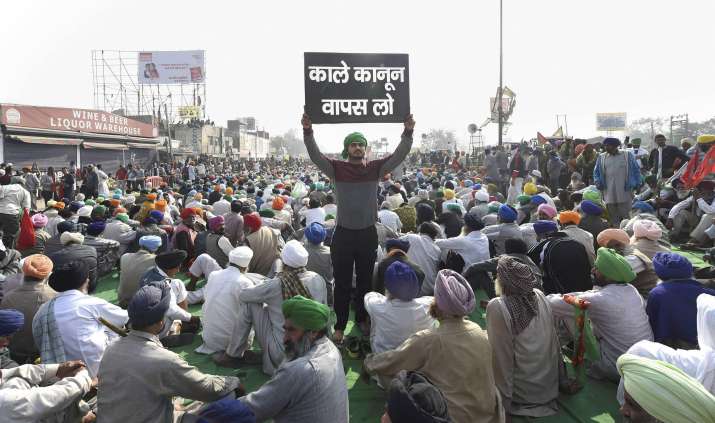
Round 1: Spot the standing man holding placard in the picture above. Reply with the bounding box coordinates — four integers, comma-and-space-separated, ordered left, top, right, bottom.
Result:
301, 111, 415, 343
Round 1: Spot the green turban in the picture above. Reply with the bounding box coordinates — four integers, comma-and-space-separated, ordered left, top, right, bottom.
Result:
341, 132, 368, 159
92, 205, 107, 216
618, 354, 715, 422
630, 138, 641, 146
258, 209, 275, 218
325, 214, 335, 221
224, 195, 233, 201
594, 247, 636, 283
517, 194, 531, 205
115, 213, 129, 223
282, 295, 330, 331
85, 199, 96, 206
582, 190, 602, 204
435, 191, 445, 199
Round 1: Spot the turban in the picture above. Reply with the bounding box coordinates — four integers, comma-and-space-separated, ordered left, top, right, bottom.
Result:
180, 208, 197, 220
463, 179, 473, 187
325, 214, 336, 221
54, 202, 65, 210
122, 196, 135, 205
154, 200, 167, 211
0, 309, 24, 337
523, 182, 537, 195
385, 261, 420, 301
138, 235, 162, 252
652, 252, 693, 280
60, 231, 84, 245
84, 199, 96, 206
49, 261, 89, 292
86, 221, 106, 236
229, 246, 253, 267
537, 204, 557, 219
281, 295, 330, 331
77, 205, 93, 217
225, 187, 234, 195
386, 238, 410, 253
197, 398, 256, 423
435, 191, 444, 199
445, 203, 461, 214
443, 189, 455, 200
594, 247, 635, 283
272, 196, 285, 210
558, 210, 581, 225
304, 222, 326, 244
112, 193, 122, 200
387, 371, 451, 423
574, 143, 586, 155
129, 282, 171, 328
22, 254, 53, 279
498, 204, 517, 222
533, 220, 558, 235
46, 200, 57, 208
208, 215, 225, 231
434, 269, 475, 316
341, 132, 368, 159
630, 138, 641, 146
109, 199, 121, 208
475, 191, 489, 202
244, 213, 262, 232
633, 219, 662, 241
597, 228, 630, 247
603, 137, 621, 146
149, 210, 164, 223
617, 354, 715, 423
281, 240, 309, 268
530, 195, 546, 206
487, 201, 501, 213
631, 201, 655, 214
258, 209, 275, 218
697, 134, 715, 144
580, 200, 603, 216
155, 250, 187, 270
582, 190, 602, 204
224, 195, 233, 202
416, 203, 435, 223
496, 256, 539, 334
516, 194, 531, 205
463, 212, 484, 231
31, 213, 48, 228
96, 196, 105, 203
92, 205, 107, 217
114, 213, 129, 223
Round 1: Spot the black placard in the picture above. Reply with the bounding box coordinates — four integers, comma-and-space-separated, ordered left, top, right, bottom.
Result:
304, 52, 410, 124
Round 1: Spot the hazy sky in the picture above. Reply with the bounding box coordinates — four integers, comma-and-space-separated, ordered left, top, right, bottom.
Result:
2, 0, 714, 152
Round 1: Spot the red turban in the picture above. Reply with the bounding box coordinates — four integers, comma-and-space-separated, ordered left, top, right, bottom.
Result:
180, 208, 197, 220
244, 213, 262, 233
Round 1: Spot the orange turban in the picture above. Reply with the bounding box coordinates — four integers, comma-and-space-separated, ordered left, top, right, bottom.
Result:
597, 228, 630, 248
558, 211, 581, 226
154, 200, 167, 211
55, 202, 66, 210
110, 199, 121, 207
23, 254, 53, 279
146, 193, 158, 201
272, 197, 285, 211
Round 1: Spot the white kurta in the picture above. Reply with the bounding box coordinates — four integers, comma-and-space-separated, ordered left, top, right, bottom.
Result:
364, 293, 436, 353
434, 230, 490, 267
399, 233, 441, 295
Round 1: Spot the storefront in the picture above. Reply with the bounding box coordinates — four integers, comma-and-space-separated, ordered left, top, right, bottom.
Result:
0, 103, 160, 174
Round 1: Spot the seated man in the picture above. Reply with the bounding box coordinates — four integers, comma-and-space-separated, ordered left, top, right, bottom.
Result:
118, 235, 161, 308
98, 283, 241, 423
629, 219, 669, 260
46, 229, 99, 293
667, 180, 715, 245
482, 204, 524, 255
213, 240, 327, 375
365, 262, 436, 354
204, 215, 234, 268
244, 213, 282, 277
101, 211, 137, 256
647, 252, 715, 349
0, 309, 24, 369
486, 256, 559, 418
577, 200, 609, 252
236, 296, 348, 423
303, 222, 333, 291
197, 247, 261, 355
18, 213, 51, 257
400, 222, 441, 296
32, 261, 128, 377
548, 248, 654, 382
620, 201, 667, 241
597, 228, 659, 298
83, 221, 120, 278
558, 210, 595, 265
380, 370, 452, 423
374, 239, 425, 295
0, 255, 55, 364
364, 270, 503, 423
617, 354, 715, 422
434, 212, 490, 273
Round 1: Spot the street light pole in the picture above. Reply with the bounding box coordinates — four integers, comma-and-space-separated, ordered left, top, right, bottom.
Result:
498, 0, 504, 146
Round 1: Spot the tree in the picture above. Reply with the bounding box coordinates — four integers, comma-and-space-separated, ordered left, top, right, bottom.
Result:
270, 130, 307, 158
628, 116, 715, 148
424, 129, 458, 151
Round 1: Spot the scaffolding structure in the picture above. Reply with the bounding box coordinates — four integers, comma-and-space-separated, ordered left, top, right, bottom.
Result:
669, 114, 689, 145
91, 50, 207, 122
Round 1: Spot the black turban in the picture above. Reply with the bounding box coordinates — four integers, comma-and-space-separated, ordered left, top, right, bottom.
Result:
155, 250, 187, 271
387, 371, 452, 423
129, 282, 171, 328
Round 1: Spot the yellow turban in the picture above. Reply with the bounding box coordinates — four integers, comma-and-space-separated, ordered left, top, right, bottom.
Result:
618, 354, 715, 422
697, 134, 715, 144
523, 182, 537, 195
444, 189, 455, 200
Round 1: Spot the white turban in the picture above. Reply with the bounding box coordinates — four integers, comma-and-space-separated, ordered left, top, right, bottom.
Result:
229, 246, 253, 267
60, 231, 84, 245
77, 205, 93, 217
632, 220, 662, 241
281, 240, 309, 268
475, 191, 490, 202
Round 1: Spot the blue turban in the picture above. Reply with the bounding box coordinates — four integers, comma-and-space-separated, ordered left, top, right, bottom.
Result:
530, 195, 547, 206
463, 180, 473, 187
0, 309, 24, 337
304, 222, 327, 245
632, 201, 655, 214
188, 190, 197, 197
87, 221, 106, 236
139, 235, 162, 252
57, 220, 77, 234
69, 201, 83, 212
385, 261, 420, 301
129, 282, 171, 328
533, 220, 558, 235
149, 210, 164, 222
498, 204, 517, 223
386, 238, 410, 253
197, 398, 256, 423
474, 183, 482, 190
112, 193, 122, 200
581, 200, 603, 216
653, 252, 693, 280
603, 137, 621, 147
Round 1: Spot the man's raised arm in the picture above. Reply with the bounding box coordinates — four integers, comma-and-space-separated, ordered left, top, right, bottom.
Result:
301, 113, 334, 177
380, 114, 415, 175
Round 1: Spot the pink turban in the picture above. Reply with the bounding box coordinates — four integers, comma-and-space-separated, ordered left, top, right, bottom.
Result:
434, 269, 475, 316
633, 220, 662, 241
31, 213, 48, 228
208, 215, 225, 231
537, 204, 557, 219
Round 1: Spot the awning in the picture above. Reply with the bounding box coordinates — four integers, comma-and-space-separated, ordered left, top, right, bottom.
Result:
13, 136, 82, 146
127, 142, 158, 149
83, 142, 128, 151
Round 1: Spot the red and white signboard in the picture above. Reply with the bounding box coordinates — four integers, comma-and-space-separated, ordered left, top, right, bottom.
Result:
0, 104, 158, 138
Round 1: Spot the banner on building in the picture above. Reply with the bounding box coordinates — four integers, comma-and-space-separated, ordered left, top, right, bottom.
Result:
178, 105, 201, 119
137, 50, 205, 84
0, 104, 158, 138
304, 52, 410, 124
596, 112, 627, 131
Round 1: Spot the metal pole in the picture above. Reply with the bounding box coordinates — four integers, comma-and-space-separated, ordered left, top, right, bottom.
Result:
498, 0, 504, 146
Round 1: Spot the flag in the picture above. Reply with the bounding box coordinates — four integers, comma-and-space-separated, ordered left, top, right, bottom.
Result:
552, 127, 564, 138
681, 147, 715, 188
537, 132, 548, 144
502, 86, 516, 98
